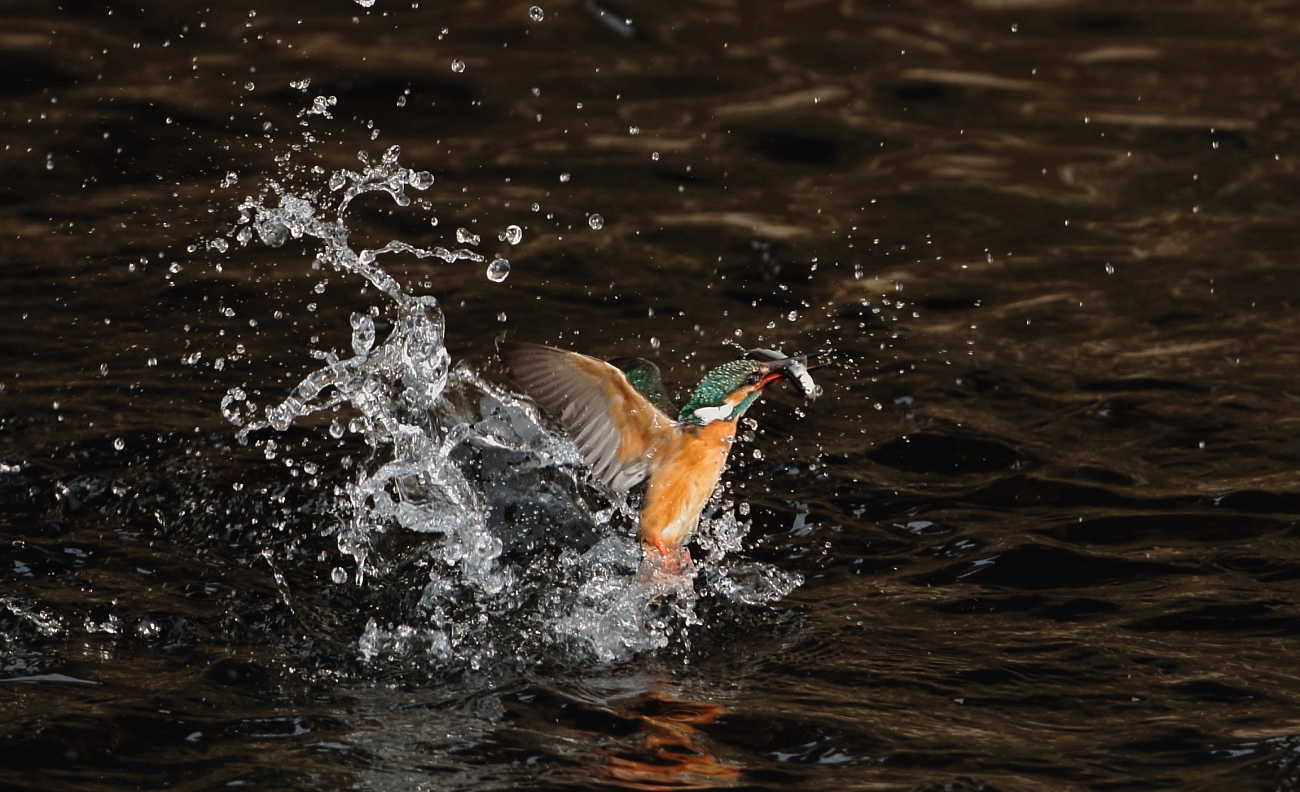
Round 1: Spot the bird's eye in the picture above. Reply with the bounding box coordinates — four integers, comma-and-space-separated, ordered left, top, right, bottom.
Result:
744, 371, 762, 385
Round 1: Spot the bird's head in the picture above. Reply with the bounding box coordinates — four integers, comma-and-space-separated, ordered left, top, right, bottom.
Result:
678, 349, 828, 427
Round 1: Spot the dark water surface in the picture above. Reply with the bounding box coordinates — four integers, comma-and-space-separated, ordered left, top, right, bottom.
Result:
4, 0, 1300, 789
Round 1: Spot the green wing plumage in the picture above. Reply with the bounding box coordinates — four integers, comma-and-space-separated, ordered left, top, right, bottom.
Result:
607, 357, 676, 416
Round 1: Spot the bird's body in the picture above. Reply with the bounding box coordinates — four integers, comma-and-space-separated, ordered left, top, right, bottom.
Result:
638, 417, 735, 556
501, 342, 823, 571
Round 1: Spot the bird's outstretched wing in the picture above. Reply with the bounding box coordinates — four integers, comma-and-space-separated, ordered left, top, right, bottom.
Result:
501, 342, 675, 491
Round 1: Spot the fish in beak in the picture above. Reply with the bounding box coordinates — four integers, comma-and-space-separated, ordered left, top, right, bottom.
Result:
741, 348, 833, 399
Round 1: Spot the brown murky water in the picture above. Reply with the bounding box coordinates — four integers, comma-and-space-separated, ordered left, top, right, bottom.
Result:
4, 1, 1300, 790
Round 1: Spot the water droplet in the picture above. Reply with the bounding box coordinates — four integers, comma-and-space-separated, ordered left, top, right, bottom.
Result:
329, 419, 345, 439
787, 310, 799, 322
497, 312, 508, 322
244, 81, 255, 91
529, 6, 544, 21
588, 214, 604, 230
559, 172, 571, 183
113, 438, 125, 451
628, 125, 640, 135
531, 203, 540, 212
651, 151, 660, 161
501, 224, 523, 245
331, 566, 349, 583
486, 258, 511, 282
395, 95, 407, 107
451, 59, 466, 73
456, 227, 480, 245
1104, 262, 1115, 275
308, 95, 336, 117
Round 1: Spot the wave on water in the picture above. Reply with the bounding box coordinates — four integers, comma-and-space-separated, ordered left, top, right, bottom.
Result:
219, 140, 801, 672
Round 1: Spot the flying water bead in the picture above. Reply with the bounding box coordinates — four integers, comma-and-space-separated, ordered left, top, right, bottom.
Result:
486, 258, 511, 282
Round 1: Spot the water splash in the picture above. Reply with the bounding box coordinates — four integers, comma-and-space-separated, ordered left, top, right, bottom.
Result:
224, 143, 800, 674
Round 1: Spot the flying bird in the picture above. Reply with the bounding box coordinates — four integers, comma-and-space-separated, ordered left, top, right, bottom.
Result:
501, 342, 827, 572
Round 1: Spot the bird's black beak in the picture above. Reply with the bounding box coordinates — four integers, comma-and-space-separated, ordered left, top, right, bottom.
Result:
742, 348, 834, 399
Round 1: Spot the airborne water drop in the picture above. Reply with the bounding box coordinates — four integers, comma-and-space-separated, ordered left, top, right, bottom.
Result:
486, 258, 511, 282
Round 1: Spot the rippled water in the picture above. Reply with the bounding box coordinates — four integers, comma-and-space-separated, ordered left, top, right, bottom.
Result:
4, 1, 1300, 790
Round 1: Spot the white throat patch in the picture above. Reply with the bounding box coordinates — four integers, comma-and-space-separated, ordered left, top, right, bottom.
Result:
691, 404, 734, 425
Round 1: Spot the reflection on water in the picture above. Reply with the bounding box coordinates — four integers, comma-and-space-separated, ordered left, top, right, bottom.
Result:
603, 689, 740, 790
3, 0, 1300, 790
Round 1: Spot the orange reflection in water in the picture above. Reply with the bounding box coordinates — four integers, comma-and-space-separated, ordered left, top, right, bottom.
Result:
602, 689, 741, 790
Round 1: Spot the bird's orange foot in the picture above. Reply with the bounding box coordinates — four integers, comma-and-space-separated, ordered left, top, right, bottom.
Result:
639, 540, 693, 579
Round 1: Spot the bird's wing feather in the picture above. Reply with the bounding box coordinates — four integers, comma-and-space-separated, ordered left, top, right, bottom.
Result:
501, 342, 674, 491
606, 356, 677, 415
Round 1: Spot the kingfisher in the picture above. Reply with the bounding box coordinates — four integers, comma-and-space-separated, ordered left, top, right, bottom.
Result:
501, 342, 827, 572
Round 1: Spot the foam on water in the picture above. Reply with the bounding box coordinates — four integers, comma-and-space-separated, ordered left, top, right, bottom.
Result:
223, 141, 800, 672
